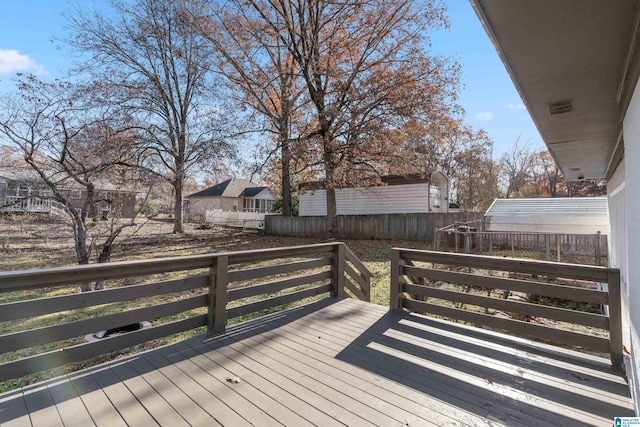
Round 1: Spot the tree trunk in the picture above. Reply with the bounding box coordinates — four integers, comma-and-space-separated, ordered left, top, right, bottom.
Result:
173, 175, 184, 233
324, 149, 338, 238
74, 220, 93, 292
282, 138, 292, 216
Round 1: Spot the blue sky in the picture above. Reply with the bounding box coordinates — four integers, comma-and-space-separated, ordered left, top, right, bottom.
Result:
0, 0, 545, 158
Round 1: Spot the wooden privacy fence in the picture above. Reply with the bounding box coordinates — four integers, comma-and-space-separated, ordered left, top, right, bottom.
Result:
0, 242, 371, 383
265, 212, 483, 241
390, 248, 623, 366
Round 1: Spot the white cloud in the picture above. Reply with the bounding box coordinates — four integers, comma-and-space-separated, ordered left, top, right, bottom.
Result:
475, 112, 494, 122
0, 49, 44, 75
508, 103, 526, 111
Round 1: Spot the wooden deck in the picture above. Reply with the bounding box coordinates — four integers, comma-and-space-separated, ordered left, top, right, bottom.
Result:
0, 298, 634, 427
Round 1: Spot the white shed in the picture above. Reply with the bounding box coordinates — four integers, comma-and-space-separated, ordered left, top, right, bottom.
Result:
484, 197, 610, 235
298, 175, 448, 216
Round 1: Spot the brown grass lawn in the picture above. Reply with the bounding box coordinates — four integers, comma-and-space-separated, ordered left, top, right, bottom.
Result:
0, 215, 437, 305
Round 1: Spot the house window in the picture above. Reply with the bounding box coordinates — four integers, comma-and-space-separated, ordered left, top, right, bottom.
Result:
232, 201, 238, 212
98, 192, 107, 200
255, 199, 272, 213
243, 198, 255, 212
71, 190, 81, 200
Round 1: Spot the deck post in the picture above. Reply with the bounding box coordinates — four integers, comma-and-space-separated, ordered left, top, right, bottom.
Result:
595, 231, 602, 266
390, 249, 402, 311
208, 255, 228, 335
489, 234, 493, 255
607, 269, 623, 367
335, 243, 346, 297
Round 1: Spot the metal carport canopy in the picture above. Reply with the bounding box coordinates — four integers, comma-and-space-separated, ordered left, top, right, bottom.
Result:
484, 197, 610, 234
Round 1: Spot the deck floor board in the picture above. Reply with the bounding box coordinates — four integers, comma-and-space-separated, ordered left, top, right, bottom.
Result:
289, 300, 625, 425
0, 297, 634, 427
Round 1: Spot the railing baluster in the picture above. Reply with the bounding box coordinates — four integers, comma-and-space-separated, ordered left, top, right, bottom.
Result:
335, 243, 345, 297
608, 269, 623, 366
390, 249, 401, 311
212, 255, 228, 335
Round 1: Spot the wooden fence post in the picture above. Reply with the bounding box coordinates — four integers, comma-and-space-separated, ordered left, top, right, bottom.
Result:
489, 234, 493, 255
511, 234, 515, 257
607, 269, 623, 367
545, 234, 550, 261
208, 255, 228, 335
390, 249, 402, 311
595, 231, 602, 266
335, 244, 346, 297
464, 229, 471, 254
557, 236, 561, 262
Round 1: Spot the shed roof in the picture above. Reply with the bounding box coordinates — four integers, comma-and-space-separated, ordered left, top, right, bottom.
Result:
484, 197, 609, 235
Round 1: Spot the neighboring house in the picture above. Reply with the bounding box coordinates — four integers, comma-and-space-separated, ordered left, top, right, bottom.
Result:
298, 173, 449, 216
185, 178, 275, 224
471, 0, 640, 412
0, 168, 137, 218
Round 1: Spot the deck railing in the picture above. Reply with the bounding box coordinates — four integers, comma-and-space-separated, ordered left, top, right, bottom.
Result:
0, 242, 371, 382
2, 195, 52, 213
390, 248, 623, 366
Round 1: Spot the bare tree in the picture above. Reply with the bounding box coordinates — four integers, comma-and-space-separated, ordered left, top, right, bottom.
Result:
64, 0, 234, 233
231, 0, 460, 236
499, 135, 535, 198
0, 75, 150, 291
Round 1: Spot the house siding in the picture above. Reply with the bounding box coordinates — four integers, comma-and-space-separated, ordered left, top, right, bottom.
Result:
60, 190, 136, 218
299, 183, 443, 216
622, 76, 640, 413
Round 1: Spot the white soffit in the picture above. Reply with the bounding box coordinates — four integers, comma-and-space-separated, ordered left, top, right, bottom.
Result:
470, 0, 639, 180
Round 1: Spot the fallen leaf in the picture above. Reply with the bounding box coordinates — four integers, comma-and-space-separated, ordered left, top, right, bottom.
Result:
226, 377, 241, 384
422, 368, 428, 374
571, 373, 590, 381
484, 377, 493, 385
624, 345, 631, 355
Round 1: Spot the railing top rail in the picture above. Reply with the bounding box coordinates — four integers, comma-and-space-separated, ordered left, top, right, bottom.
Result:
0, 242, 340, 293
393, 248, 616, 282
436, 229, 607, 237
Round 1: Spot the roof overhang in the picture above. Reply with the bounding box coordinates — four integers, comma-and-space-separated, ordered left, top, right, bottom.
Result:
470, 0, 640, 180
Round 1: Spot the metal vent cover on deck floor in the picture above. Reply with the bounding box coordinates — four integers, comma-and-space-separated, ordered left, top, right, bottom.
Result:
548, 99, 573, 115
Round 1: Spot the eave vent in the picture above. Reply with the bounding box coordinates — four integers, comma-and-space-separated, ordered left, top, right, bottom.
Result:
548, 99, 573, 115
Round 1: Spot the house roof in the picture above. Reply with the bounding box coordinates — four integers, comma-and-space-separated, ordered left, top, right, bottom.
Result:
187, 179, 232, 198
470, 0, 638, 181
0, 168, 42, 183
0, 168, 130, 192
484, 197, 610, 234
299, 174, 432, 192
239, 187, 266, 198
187, 179, 268, 199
